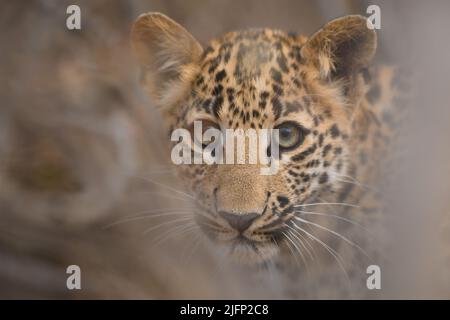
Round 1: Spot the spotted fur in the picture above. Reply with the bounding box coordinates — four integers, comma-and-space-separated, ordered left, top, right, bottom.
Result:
131, 13, 402, 297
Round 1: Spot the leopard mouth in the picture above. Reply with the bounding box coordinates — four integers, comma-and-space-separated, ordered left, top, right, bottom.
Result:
195, 209, 290, 265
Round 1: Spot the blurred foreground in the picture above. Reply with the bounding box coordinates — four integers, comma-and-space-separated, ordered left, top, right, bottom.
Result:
0, 0, 449, 298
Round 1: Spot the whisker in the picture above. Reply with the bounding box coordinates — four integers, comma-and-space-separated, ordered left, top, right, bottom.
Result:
282, 231, 302, 268
291, 221, 351, 284
334, 178, 372, 191
131, 190, 193, 202
294, 216, 372, 261
258, 221, 286, 233
103, 209, 194, 229
151, 222, 198, 248
294, 202, 360, 208
284, 224, 314, 261
136, 176, 195, 200
286, 230, 311, 272
195, 212, 226, 229
143, 216, 192, 235
197, 219, 226, 232
294, 209, 371, 234
182, 233, 203, 265
330, 170, 377, 192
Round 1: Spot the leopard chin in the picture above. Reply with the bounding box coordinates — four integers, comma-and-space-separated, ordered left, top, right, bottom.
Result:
195, 212, 283, 265
228, 240, 280, 265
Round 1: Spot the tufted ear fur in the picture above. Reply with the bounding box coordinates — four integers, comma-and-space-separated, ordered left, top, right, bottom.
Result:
301, 15, 377, 82
131, 13, 203, 112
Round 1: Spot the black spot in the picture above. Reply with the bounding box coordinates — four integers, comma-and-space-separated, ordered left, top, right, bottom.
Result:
329, 124, 340, 138
260, 91, 270, 100
272, 84, 284, 96
318, 172, 329, 184
277, 196, 289, 208
202, 99, 212, 112
288, 169, 299, 177
313, 116, 320, 127
293, 78, 301, 88
277, 54, 289, 73
252, 110, 260, 118
202, 46, 214, 59
212, 84, 223, 96
259, 100, 267, 109
292, 144, 317, 162
226, 88, 235, 103
292, 45, 302, 64
211, 96, 224, 118
208, 56, 221, 74
215, 69, 227, 82
318, 134, 324, 147
334, 147, 343, 155
283, 101, 303, 116
271, 97, 283, 120
220, 42, 233, 63
270, 68, 283, 84
322, 144, 332, 157
196, 76, 204, 86
306, 159, 320, 168
224, 51, 231, 63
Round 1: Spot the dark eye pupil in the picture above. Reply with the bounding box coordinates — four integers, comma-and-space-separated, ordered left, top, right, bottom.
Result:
280, 127, 292, 138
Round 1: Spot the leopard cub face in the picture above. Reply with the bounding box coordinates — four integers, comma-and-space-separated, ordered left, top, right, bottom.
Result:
131, 13, 376, 265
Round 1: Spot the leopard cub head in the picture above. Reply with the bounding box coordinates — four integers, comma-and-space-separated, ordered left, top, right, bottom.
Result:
131, 13, 376, 265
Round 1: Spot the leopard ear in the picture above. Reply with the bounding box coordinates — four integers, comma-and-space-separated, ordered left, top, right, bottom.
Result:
131, 13, 203, 110
301, 15, 377, 81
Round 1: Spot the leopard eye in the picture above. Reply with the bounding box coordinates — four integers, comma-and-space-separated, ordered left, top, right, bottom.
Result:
274, 121, 306, 151
189, 119, 221, 147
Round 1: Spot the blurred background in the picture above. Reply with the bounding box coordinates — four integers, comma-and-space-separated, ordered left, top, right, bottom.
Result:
0, 0, 449, 298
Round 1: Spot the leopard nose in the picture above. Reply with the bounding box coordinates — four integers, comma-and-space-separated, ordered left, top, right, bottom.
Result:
219, 211, 259, 232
